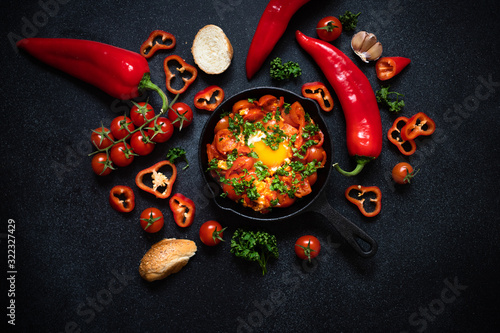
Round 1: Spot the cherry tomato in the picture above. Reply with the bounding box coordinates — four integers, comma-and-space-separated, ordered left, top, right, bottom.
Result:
110, 142, 135, 167
110, 115, 135, 140
91, 127, 114, 149
130, 131, 155, 156
295, 235, 321, 262
91, 153, 113, 176
392, 162, 418, 184
148, 117, 174, 143
140, 207, 164, 233
199, 220, 226, 246
168, 102, 193, 131
316, 16, 342, 42
130, 102, 155, 127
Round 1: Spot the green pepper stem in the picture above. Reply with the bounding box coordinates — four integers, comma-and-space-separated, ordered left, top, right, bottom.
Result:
333, 157, 373, 177
139, 73, 169, 112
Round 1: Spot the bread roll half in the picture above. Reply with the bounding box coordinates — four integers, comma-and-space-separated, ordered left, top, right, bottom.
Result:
192, 24, 233, 74
139, 238, 197, 282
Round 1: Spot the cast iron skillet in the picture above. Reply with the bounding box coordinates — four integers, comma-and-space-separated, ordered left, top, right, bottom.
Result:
199, 87, 377, 258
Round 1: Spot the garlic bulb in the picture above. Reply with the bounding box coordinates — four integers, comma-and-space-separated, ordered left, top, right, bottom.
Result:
351, 31, 383, 63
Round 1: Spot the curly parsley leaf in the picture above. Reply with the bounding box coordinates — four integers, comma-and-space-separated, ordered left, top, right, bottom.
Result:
376, 86, 405, 113
339, 11, 361, 31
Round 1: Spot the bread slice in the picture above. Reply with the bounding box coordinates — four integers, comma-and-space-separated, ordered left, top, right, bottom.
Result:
139, 238, 197, 282
192, 24, 233, 74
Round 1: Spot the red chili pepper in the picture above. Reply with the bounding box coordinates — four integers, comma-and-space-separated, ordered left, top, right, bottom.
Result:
301, 82, 334, 112
140, 30, 176, 59
375, 57, 411, 81
401, 112, 436, 141
296, 31, 383, 176
387, 117, 417, 156
135, 160, 177, 199
163, 55, 197, 94
246, 0, 311, 79
169, 193, 196, 227
109, 185, 135, 213
194, 85, 225, 111
345, 185, 382, 217
16, 38, 168, 110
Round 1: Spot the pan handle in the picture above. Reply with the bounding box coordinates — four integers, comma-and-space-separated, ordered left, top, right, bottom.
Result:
311, 192, 378, 258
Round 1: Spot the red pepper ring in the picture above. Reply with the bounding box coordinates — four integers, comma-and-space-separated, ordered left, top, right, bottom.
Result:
301, 82, 334, 112
345, 185, 382, 218
163, 55, 198, 94
401, 112, 436, 141
194, 85, 225, 111
109, 185, 135, 213
135, 160, 177, 199
387, 117, 417, 156
169, 193, 196, 227
140, 30, 176, 59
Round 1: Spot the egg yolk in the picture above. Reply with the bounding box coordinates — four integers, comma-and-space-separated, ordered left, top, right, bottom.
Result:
253, 140, 289, 169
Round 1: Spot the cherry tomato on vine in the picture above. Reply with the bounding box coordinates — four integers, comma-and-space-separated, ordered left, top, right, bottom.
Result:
110, 115, 135, 140
130, 102, 155, 127
130, 131, 155, 156
91, 152, 113, 176
91, 127, 114, 149
110, 142, 135, 167
140, 207, 164, 233
148, 117, 174, 143
392, 162, 418, 184
295, 235, 321, 262
168, 102, 193, 131
316, 16, 342, 42
199, 220, 226, 246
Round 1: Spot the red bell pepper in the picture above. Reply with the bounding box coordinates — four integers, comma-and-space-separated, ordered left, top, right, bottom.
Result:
109, 185, 135, 213
163, 55, 198, 94
345, 185, 382, 217
375, 57, 411, 81
140, 30, 176, 59
387, 117, 417, 156
401, 112, 436, 141
246, 0, 311, 79
194, 85, 225, 111
169, 193, 196, 227
16, 38, 169, 110
296, 31, 383, 176
135, 160, 177, 199
301, 82, 334, 112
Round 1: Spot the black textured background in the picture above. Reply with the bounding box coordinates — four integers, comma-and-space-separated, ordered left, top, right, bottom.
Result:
1, 0, 500, 332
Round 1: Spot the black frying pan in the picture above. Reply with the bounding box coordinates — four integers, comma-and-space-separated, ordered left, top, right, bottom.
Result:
198, 87, 377, 258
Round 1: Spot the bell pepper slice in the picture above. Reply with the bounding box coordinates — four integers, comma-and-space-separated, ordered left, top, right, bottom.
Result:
194, 85, 224, 111
163, 55, 197, 94
135, 160, 177, 199
387, 116, 417, 156
109, 185, 135, 213
375, 57, 411, 81
169, 193, 196, 227
140, 30, 176, 59
345, 185, 382, 217
401, 112, 436, 141
301, 82, 334, 112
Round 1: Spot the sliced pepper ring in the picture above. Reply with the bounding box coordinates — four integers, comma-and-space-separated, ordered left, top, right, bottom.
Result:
387, 116, 417, 156
135, 160, 177, 199
163, 55, 197, 94
109, 185, 135, 213
401, 112, 436, 141
345, 185, 382, 217
301, 81, 334, 112
194, 85, 225, 111
169, 193, 196, 227
140, 30, 176, 59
